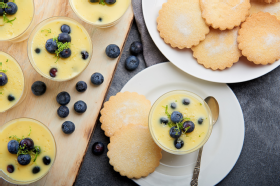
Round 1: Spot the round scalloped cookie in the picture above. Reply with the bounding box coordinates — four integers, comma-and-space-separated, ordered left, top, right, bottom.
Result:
191, 27, 241, 70
250, 0, 280, 19
100, 92, 151, 137
259, 0, 279, 3
107, 124, 162, 179
200, 0, 251, 30
157, 0, 209, 49
238, 12, 280, 65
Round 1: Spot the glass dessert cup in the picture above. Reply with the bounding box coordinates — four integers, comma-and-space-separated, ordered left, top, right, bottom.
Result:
149, 90, 213, 155
0, 0, 35, 43
27, 16, 93, 82
0, 51, 26, 113
69, 0, 131, 28
0, 118, 57, 185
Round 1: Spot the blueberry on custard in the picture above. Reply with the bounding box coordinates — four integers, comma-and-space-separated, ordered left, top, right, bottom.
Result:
32, 166, 41, 174
174, 139, 184, 149
81, 51, 89, 60
169, 126, 182, 139
49, 68, 58, 78
17, 154, 31, 165
7, 165, 15, 173
182, 121, 195, 133
170, 111, 183, 123
182, 98, 190, 105
160, 117, 169, 125
8, 94, 15, 102
198, 118, 204, 124
61, 24, 71, 34
5, 2, 18, 15
20, 138, 34, 150
7, 140, 19, 154
170, 102, 176, 109
105, 0, 116, 4
43, 156, 51, 165
0, 72, 8, 86
45, 39, 58, 54
59, 48, 72, 58
58, 33, 71, 43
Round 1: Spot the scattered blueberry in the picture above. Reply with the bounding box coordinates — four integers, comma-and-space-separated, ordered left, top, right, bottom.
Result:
130, 41, 143, 55
81, 51, 89, 60
98, 17, 102, 22
8, 94, 15, 102
76, 81, 87, 92
56, 91, 71, 105
174, 139, 184, 149
17, 154, 31, 165
7, 140, 19, 154
57, 106, 69, 118
49, 68, 58, 78
160, 117, 169, 125
32, 166, 41, 174
45, 39, 58, 54
43, 156, 51, 165
183, 121, 195, 133
105, 44, 120, 58
169, 126, 182, 139
62, 121, 75, 134
59, 48, 72, 58
170, 111, 183, 123
31, 81, 47, 96
0, 9, 3, 16
105, 0, 116, 4
7, 165, 14, 173
58, 33, 71, 43
198, 118, 204, 125
91, 72, 104, 85
20, 138, 34, 150
61, 24, 71, 34
35, 48, 41, 54
171, 102, 176, 109
74, 101, 87, 113
125, 56, 139, 71
0, 72, 8, 86
5, 2, 18, 15
92, 142, 105, 155
183, 98, 190, 105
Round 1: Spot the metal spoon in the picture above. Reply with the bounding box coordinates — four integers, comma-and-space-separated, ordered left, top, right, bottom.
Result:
190, 96, 219, 186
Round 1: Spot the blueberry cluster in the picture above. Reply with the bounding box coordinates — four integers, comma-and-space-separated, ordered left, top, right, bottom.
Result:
0, 1, 18, 24
125, 41, 143, 71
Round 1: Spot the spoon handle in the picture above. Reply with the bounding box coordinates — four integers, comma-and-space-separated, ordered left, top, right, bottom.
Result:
190, 146, 203, 186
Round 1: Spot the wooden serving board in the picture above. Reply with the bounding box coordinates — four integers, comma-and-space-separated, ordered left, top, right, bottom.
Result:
0, 0, 133, 185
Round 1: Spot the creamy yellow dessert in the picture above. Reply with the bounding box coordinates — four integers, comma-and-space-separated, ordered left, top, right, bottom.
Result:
70, 0, 131, 27
149, 91, 212, 154
29, 17, 92, 81
0, 0, 34, 41
0, 51, 24, 113
0, 118, 56, 183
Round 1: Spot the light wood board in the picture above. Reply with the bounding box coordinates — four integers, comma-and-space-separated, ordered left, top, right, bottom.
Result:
0, 0, 133, 185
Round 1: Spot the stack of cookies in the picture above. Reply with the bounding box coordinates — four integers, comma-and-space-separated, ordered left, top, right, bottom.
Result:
157, 0, 280, 70
100, 92, 162, 179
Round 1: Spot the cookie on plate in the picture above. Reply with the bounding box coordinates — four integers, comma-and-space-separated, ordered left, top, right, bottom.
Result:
100, 92, 151, 137
200, 0, 251, 30
192, 27, 241, 70
157, 0, 209, 49
250, 0, 280, 19
258, 0, 279, 3
238, 12, 280, 65
107, 124, 162, 179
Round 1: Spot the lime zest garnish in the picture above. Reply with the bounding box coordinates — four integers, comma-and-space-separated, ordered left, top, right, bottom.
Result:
53, 37, 71, 63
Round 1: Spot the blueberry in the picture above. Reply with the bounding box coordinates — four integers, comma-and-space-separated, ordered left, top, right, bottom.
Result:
170, 111, 183, 123
0, 9, 3, 16
56, 91, 71, 105
171, 102, 176, 109
61, 24, 71, 34
58, 33, 71, 43
130, 41, 143, 55
125, 56, 139, 71
105, 44, 120, 58
31, 81, 47, 96
81, 51, 89, 60
0, 72, 8, 86
74, 101, 87, 113
8, 95, 15, 102
17, 154, 31, 165
5, 2, 18, 15
7, 165, 14, 173
7, 140, 19, 154
35, 48, 41, 54
45, 39, 58, 54
89, 0, 99, 2
169, 126, 182, 139
198, 118, 204, 124
32, 166, 40, 174
4, 0, 8, 3
57, 106, 69, 118
105, 0, 116, 4
98, 17, 102, 22
92, 142, 105, 155
174, 139, 184, 149
76, 81, 87, 92
91, 72, 104, 85
160, 117, 169, 124
49, 68, 58, 78
20, 138, 34, 150
183, 98, 190, 105
62, 121, 75, 134
43, 156, 51, 165
59, 48, 71, 58
183, 121, 195, 133
32, 146, 41, 154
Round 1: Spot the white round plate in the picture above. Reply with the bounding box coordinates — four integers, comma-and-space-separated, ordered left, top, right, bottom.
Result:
142, 0, 280, 83
121, 63, 244, 186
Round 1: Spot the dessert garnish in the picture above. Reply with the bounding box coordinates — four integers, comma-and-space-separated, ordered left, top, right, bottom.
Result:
0, 1, 17, 25
74, 100, 87, 113
57, 105, 69, 118
31, 81, 47, 96
91, 72, 104, 85
62, 121, 75, 134
41, 28, 51, 36
89, 0, 116, 5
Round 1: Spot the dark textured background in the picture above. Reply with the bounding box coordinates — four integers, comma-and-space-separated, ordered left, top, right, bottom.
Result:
74, 21, 280, 186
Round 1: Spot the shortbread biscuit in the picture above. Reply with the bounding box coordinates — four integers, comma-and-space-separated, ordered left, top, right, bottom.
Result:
157, 0, 209, 49
260, 0, 279, 3
192, 27, 241, 70
250, 0, 280, 19
108, 124, 162, 179
100, 92, 151, 137
200, 0, 251, 30
238, 12, 280, 65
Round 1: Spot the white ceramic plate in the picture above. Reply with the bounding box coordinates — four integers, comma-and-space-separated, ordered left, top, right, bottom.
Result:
121, 63, 244, 186
142, 0, 280, 83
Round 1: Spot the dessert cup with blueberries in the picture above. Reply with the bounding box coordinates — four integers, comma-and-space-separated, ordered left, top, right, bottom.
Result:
27, 17, 92, 81
0, 118, 57, 185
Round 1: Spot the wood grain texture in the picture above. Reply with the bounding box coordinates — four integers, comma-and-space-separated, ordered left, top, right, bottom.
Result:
0, 0, 133, 185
